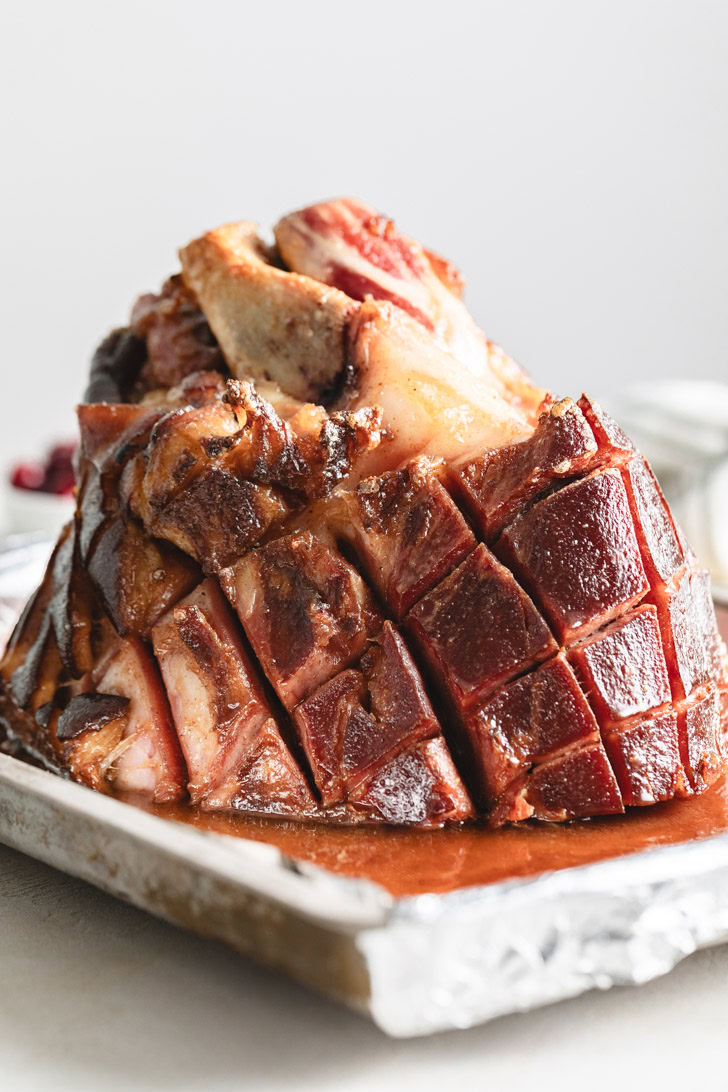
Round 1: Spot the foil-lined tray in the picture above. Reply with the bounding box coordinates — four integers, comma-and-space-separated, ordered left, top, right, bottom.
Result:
2, 534, 728, 1038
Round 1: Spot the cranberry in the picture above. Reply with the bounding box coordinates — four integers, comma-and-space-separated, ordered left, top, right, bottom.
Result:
11, 462, 45, 491
10, 440, 77, 495
43, 442, 76, 495
47, 443, 76, 466
43, 465, 76, 496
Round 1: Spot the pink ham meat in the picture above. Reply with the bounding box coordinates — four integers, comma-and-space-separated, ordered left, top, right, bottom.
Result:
275, 198, 450, 331
153, 578, 279, 802
1, 196, 726, 828
274, 198, 546, 421
61, 638, 186, 803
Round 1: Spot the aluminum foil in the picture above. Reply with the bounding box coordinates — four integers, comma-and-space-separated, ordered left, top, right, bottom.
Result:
2, 534, 728, 1038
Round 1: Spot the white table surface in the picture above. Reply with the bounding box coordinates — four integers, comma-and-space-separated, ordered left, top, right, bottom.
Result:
1, 836, 727, 1092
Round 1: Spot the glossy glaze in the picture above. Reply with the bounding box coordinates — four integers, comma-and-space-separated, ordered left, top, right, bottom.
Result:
140, 610, 728, 897
146, 770, 728, 897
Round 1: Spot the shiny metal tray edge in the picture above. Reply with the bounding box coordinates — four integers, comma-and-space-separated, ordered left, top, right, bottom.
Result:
3, 751, 728, 1038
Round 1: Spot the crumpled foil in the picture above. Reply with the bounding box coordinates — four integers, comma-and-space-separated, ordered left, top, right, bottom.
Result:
360, 838, 728, 1034
2, 534, 728, 1038
0, 532, 54, 646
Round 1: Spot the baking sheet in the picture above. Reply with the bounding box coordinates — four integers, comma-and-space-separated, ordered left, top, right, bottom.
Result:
2, 534, 728, 1038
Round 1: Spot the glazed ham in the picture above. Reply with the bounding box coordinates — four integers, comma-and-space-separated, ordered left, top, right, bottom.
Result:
1, 198, 727, 828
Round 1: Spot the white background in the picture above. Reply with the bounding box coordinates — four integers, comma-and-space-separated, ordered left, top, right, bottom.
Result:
1, 0, 726, 466
1, 2, 727, 1088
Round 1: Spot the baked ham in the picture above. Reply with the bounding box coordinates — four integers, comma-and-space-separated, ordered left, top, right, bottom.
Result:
2, 198, 726, 828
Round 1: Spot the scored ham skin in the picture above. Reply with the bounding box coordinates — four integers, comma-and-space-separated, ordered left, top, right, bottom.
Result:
603, 709, 683, 807
621, 456, 685, 586
220, 532, 383, 711
1, 196, 727, 828
87, 516, 200, 638
493, 742, 624, 825
348, 738, 473, 826
336, 457, 476, 620
274, 198, 546, 422
293, 622, 445, 805
450, 397, 598, 542
497, 469, 651, 643
465, 655, 606, 805
680, 686, 723, 793
650, 568, 717, 702
568, 606, 673, 727
407, 544, 558, 715
76, 400, 203, 636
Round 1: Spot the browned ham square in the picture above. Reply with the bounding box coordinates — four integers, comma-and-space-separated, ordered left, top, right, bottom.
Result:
1, 197, 726, 828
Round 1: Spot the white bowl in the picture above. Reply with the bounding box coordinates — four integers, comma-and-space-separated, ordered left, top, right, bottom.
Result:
3, 481, 75, 538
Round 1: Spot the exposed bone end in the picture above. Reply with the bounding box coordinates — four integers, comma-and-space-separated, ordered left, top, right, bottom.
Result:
179, 222, 357, 403
275, 198, 547, 423
181, 202, 546, 478
275, 198, 452, 323
276, 200, 465, 299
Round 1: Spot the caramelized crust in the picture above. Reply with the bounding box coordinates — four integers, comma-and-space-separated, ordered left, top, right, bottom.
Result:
339, 458, 476, 619
407, 544, 557, 714
293, 622, 444, 805
498, 469, 650, 642
132, 379, 380, 571
451, 398, 598, 542
221, 532, 383, 711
